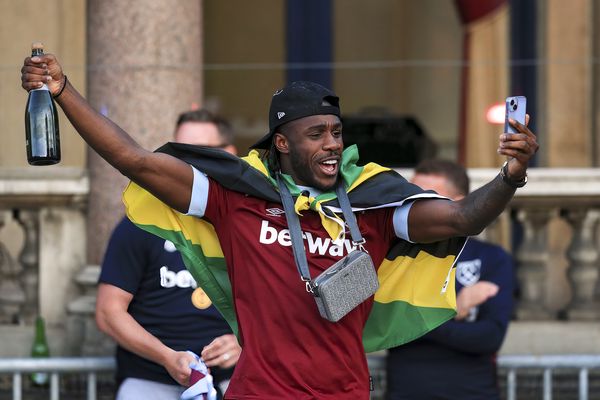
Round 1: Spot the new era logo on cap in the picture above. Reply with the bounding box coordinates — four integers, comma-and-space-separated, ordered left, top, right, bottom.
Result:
277, 112, 286, 119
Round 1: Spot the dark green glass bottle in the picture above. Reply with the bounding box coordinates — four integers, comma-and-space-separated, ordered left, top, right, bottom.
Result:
25, 42, 61, 166
30, 316, 50, 386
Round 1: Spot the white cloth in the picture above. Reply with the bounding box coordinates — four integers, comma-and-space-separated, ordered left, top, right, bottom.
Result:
180, 351, 217, 400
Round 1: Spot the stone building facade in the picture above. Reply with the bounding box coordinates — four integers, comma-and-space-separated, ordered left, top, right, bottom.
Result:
0, 0, 600, 358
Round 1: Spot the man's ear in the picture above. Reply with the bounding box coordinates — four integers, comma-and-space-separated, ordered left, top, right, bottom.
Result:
273, 133, 289, 154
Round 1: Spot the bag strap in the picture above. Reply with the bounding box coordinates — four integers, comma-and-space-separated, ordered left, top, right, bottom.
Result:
276, 174, 313, 290
276, 174, 367, 291
334, 180, 365, 247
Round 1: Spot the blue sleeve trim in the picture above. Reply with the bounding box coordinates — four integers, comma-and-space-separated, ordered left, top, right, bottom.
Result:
393, 202, 414, 242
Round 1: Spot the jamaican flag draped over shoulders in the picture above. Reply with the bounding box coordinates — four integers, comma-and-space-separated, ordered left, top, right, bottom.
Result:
122, 143, 466, 352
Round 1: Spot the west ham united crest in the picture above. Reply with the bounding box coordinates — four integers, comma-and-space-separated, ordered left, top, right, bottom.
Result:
456, 259, 482, 287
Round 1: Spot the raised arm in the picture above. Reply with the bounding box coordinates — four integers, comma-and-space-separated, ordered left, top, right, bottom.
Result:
21, 53, 192, 213
408, 116, 538, 243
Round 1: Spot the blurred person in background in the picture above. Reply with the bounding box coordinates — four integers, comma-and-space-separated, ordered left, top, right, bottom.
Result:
386, 159, 515, 400
95, 109, 239, 400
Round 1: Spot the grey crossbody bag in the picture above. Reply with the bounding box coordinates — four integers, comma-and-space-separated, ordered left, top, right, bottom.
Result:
277, 175, 379, 322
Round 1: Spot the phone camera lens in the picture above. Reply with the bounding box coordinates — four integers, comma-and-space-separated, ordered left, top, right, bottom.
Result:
510, 99, 515, 106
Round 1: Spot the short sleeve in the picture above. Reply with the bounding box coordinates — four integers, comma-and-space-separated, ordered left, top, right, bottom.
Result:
187, 166, 210, 217
98, 217, 151, 294
393, 202, 414, 242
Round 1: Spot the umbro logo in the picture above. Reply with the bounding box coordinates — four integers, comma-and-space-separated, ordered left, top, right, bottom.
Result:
266, 207, 285, 216
277, 112, 286, 119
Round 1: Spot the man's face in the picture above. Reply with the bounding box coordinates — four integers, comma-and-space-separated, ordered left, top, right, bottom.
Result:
174, 122, 237, 155
275, 114, 343, 191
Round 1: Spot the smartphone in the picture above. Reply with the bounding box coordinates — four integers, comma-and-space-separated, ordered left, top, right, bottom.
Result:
504, 96, 526, 134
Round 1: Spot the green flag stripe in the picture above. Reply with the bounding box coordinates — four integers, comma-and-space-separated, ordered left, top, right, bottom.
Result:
363, 300, 456, 353
132, 222, 238, 334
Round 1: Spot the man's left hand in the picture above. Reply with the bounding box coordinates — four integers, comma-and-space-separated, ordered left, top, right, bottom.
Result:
201, 334, 241, 369
499, 114, 539, 179
455, 281, 499, 320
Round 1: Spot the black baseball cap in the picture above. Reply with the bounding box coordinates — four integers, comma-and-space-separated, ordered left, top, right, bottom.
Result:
250, 81, 341, 149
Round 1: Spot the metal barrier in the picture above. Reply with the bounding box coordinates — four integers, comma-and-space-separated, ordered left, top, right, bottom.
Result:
367, 353, 386, 400
0, 357, 115, 400
3, 354, 600, 399
368, 353, 600, 400
498, 355, 600, 400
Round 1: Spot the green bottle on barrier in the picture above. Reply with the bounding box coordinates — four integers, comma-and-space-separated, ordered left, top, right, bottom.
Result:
30, 316, 50, 386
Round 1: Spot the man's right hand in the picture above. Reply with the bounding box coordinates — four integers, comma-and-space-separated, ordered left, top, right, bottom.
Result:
96, 284, 196, 387
164, 350, 197, 387
21, 53, 65, 95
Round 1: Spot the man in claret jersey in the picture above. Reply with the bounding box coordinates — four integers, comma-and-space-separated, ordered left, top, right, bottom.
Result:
22, 53, 537, 399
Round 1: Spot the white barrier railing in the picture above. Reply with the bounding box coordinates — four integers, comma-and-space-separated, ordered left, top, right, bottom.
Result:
368, 353, 600, 400
0, 357, 115, 400
2, 354, 600, 399
498, 355, 600, 400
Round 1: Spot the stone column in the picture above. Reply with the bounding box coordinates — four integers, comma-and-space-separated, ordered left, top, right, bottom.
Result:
514, 207, 554, 320
66, 265, 114, 356
86, 0, 203, 264
562, 209, 600, 320
595, 3, 600, 165
542, 0, 593, 167
0, 212, 25, 323
16, 210, 40, 323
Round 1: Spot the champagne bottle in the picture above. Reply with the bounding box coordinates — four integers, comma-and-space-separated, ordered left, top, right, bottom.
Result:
30, 316, 50, 386
25, 42, 61, 165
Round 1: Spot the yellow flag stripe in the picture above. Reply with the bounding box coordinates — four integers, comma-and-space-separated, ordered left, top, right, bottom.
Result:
348, 162, 390, 192
241, 150, 270, 177
376, 252, 457, 309
123, 182, 224, 258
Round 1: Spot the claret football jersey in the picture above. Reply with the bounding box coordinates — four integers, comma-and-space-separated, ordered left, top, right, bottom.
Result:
189, 169, 404, 400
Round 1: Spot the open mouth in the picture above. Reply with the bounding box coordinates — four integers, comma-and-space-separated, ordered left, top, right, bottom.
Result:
318, 159, 339, 176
